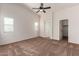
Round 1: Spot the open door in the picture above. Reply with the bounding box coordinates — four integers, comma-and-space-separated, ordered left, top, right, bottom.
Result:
60, 19, 68, 41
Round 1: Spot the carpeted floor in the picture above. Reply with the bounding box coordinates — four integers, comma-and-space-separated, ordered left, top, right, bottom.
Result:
0, 37, 79, 56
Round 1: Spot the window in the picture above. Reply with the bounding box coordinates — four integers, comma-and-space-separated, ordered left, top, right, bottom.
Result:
34, 22, 38, 31
4, 17, 14, 32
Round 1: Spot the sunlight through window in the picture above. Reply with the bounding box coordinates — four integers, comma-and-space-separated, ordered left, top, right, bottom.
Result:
4, 17, 14, 32
34, 22, 38, 31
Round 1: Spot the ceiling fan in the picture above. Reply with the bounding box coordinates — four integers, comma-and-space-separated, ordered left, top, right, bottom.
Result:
32, 3, 51, 13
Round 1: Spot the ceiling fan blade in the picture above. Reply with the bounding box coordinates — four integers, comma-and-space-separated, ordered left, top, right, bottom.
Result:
43, 10, 46, 13
36, 10, 40, 13
32, 8, 40, 9
43, 7, 51, 9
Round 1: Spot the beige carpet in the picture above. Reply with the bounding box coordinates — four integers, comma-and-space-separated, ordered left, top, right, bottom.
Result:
0, 37, 79, 56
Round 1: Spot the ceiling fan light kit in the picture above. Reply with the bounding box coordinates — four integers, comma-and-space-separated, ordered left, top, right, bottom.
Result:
32, 3, 51, 13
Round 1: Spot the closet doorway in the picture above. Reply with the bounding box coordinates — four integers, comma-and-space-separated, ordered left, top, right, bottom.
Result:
60, 19, 68, 41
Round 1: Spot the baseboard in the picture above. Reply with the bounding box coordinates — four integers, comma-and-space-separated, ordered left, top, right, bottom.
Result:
68, 41, 79, 45
0, 36, 39, 45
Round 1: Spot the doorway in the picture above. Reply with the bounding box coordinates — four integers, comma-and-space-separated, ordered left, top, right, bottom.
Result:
60, 19, 68, 41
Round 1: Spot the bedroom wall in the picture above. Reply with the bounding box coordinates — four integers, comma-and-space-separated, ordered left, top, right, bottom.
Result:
40, 4, 53, 39
0, 3, 40, 45
53, 5, 79, 44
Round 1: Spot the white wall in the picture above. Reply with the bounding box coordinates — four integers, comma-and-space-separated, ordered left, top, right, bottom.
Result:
0, 3, 40, 45
53, 5, 79, 44
1, 3, 79, 45
40, 8, 53, 39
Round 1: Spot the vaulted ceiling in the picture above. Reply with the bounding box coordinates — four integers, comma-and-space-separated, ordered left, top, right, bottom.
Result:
24, 3, 79, 15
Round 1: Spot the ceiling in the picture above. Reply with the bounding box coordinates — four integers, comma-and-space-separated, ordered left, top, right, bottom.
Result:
24, 3, 79, 15
54, 3, 79, 11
